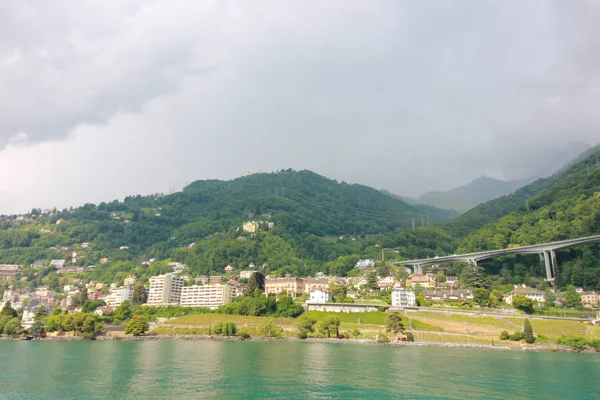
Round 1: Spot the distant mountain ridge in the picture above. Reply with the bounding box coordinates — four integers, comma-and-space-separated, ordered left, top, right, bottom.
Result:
417, 176, 532, 212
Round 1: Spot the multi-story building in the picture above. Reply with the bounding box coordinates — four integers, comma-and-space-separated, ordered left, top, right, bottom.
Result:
180, 285, 233, 309
240, 270, 255, 280
424, 289, 473, 301
504, 286, 545, 305
108, 286, 133, 307
210, 276, 225, 285
195, 275, 209, 285
147, 274, 184, 305
265, 274, 305, 298
304, 277, 329, 293
407, 275, 433, 289
308, 289, 330, 303
391, 287, 416, 307
580, 291, 599, 308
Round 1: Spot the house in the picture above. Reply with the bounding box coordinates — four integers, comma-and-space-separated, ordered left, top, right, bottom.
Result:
0, 264, 22, 272
580, 291, 599, 308
354, 259, 375, 269
504, 286, 545, 305
224, 265, 234, 273
391, 286, 416, 307
308, 289, 331, 303
81, 242, 90, 248
407, 275, 433, 289
240, 270, 255, 279
210, 276, 225, 285
424, 289, 473, 301
195, 275, 209, 285
119, 246, 129, 250
265, 274, 305, 298
304, 277, 329, 293
50, 259, 66, 268
377, 276, 396, 291
32, 261, 45, 268
242, 221, 260, 233
95, 306, 115, 316
57, 267, 84, 274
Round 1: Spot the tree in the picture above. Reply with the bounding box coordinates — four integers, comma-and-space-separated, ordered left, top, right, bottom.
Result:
500, 330, 510, 340
564, 286, 583, 309
258, 321, 280, 337
34, 306, 49, 321
512, 294, 534, 314
435, 272, 446, 283
523, 319, 535, 344
246, 272, 265, 297
317, 316, 340, 338
296, 315, 317, 333
461, 264, 489, 289
0, 301, 17, 318
3, 317, 21, 335
125, 315, 149, 336
329, 283, 346, 302
113, 301, 132, 324
29, 321, 45, 338
366, 270, 379, 291
0, 316, 11, 333
132, 283, 148, 305
405, 331, 414, 342
385, 312, 405, 335
275, 294, 304, 317
473, 288, 491, 307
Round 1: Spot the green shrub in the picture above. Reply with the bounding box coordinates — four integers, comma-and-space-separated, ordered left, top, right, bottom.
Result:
377, 306, 389, 312
298, 331, 308, 339
500, 331, 510, 340
509, 332, 524, 341
405, 332, 414, 342
377, 334, 390, 343
523, 319, 535, 344
557, 335, 590, 352
258, 321, 280, 338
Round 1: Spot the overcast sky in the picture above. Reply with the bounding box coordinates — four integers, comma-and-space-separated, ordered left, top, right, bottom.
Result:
1, 1, 599, 214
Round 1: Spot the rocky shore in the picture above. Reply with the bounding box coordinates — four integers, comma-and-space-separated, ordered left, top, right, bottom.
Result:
11, 333, 592, 353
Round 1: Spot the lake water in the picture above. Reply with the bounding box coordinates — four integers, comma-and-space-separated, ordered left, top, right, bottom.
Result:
0, 341, 599, 399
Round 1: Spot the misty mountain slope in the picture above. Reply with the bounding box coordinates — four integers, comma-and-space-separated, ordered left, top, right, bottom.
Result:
459, 149, 600, 253
418, 176, 531, 212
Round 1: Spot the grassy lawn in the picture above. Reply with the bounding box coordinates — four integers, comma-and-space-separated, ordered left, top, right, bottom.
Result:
165, 314, 292, 327
505, 318, 600, 340
305, 311, 443, 331
410, 312, 515, 329
412, 331, 497, 345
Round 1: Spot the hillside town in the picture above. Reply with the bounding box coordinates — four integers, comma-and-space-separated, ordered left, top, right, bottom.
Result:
2, 256, 599, 332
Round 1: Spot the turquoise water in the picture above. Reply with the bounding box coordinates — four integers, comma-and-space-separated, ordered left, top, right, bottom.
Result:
0, 341, 599, 399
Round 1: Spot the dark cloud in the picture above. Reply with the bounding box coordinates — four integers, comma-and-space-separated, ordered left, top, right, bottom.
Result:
0, 1, 598, 212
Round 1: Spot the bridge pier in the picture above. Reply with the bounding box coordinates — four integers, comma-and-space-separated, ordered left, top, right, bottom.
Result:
414, 264, 423, 275
468, 259, 478, 266
541, 250, 558, 281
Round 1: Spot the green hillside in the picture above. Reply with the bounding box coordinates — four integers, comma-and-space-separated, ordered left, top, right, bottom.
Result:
0, 170, 459, 287
457, 150, 600, 289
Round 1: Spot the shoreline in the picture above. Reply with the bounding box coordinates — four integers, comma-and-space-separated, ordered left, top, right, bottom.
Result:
4, 334, 596, 354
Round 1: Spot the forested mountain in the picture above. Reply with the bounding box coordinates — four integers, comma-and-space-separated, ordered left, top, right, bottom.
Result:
456, 149, 600, 289
0, 170, 458, 285
418, 176, 531, 212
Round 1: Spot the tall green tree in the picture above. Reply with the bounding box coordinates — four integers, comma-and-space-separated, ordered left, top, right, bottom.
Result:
462, 264, 489, 289
132, 283, 148, 305
0, 301, 17, 318
246, 272, 265, 297
523, 319, 535, 344
385, 312, 405, 335
512, 294, 534, 314
564, 286, 583, 309
125, 315, 149, 336
473, 288, 491, 307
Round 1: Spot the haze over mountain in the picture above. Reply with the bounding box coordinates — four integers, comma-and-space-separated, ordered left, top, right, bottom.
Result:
407, 141, 592, 212
1, 2, 600, 214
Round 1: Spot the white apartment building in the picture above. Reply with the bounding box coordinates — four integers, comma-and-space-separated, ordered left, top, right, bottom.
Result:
180, 285, 233, 309
240, 270, 255, 279
147, 274, 184, 305
108, 286, 133, 307
308, 289, 331, 303
391, 287, 416, 307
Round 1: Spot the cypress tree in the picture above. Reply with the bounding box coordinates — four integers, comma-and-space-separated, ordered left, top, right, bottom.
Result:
523, 319, 535, 344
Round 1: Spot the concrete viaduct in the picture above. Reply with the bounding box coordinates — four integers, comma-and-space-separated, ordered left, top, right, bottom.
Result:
393, 235, 600, 281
